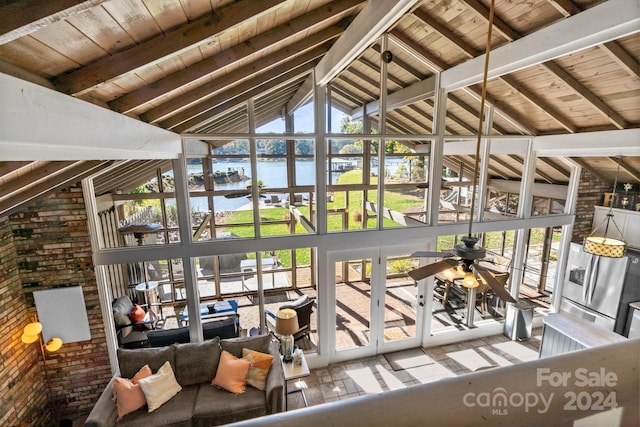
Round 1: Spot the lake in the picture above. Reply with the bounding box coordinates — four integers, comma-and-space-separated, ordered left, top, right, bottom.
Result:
188, 159, 402, 212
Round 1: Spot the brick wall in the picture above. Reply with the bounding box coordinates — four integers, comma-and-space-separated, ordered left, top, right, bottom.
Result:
0, 216, 53, 426
572, 169, 610, 243
0, 185, 112, 425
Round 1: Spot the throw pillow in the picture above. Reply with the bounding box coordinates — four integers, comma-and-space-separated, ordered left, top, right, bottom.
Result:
128, 304, 146, 324
242, 348, 274, 390
138, 361, 182, 412
221, 334, 272, 357
211, 350, 251, 394
112, 365, 152, 419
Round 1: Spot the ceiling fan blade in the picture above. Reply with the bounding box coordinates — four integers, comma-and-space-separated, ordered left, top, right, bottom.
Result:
474, 267, 517, 303
408, 258, 458, 281
411, 251, 455, 258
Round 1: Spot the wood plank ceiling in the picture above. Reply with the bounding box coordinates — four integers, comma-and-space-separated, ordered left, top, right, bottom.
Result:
0, 0, 638, 216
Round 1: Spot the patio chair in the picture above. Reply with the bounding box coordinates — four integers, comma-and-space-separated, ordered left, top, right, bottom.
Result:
112, 295, 159, 348
265, 294, 314, 341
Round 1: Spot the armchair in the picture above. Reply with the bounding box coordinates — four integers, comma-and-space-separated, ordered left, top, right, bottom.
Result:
265, 294, 314, 341
112, 295, 158, 348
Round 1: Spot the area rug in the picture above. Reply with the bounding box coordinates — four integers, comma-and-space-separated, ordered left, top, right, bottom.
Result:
384, 347, 435, 371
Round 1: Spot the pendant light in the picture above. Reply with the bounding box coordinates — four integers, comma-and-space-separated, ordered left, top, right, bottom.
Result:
583, 156, 626, 258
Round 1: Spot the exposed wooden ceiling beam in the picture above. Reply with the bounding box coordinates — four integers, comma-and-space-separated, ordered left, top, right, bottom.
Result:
288, 0, 420, 112
175, 62, 317, 133
110, 0, 361, 114
458, 0, 521, 41
0, 161, 75, 198
542, 61, 627, 129
163, 46, 326, 130
0, 162, 32, 177
412, 9, 477, 58
499, 75, 577, 133
488, 156, 521, 179
0, 161, 109, 216
569, 157, 610, 184
314, 0, 419, 86
0, 0, 106, 45
601, 41, 640, 79
508, 154, 554, 184
54, 0, 285, 95
545, 0, 582, 17
142, 26, 342, 123
616, 157, 640, 184
537, 157, 571, 180
441, 0, 639, 91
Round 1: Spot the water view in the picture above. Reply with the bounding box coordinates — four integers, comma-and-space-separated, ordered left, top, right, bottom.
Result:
188, 159, 402, 212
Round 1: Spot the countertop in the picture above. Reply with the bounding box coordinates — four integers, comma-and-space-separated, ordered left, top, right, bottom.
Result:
543, 312, 626, 348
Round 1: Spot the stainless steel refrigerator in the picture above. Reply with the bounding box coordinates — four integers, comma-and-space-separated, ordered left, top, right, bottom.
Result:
561, 242, 640, 334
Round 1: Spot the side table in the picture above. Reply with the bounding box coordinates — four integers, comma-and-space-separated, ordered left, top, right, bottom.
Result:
281, 353, 310, 410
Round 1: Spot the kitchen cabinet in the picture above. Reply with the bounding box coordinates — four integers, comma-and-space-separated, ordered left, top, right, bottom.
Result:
592, 206, 640, 250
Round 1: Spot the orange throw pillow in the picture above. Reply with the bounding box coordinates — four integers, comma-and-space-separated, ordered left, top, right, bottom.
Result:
112, 365, 152, 419
128, 304, 146, 323
242, 348, 274, 390
212, 350, 251, 394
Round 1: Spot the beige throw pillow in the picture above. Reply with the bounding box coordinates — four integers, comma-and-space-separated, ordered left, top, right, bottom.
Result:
138, 361, 182, 412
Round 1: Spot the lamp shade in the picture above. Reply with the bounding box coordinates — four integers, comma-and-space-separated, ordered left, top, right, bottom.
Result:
275, 309, 298, 336
21, 333, 39, 344
24, 322, 42, 336
584, 236, 626, 258
45, 337, 63, 352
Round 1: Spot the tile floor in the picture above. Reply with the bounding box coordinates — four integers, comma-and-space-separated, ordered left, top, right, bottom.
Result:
285, 327, 543, 411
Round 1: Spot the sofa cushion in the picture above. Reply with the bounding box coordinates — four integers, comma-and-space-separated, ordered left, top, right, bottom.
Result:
138, 361, 182, 412
118, 345, 176, 379
174, 338, 221, 387
212, 350, 251, 394
193, 382, 267, 425
242, 348, 274, 391
113, 384, 198, 427
220, 334, 272, 358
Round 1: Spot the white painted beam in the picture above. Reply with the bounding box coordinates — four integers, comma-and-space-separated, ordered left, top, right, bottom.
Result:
0, 72, 181, 161
533, 129, 640, 157
288, 0, 420, 112
357, 0, 639, 117
351, 75, 436, 119
314, 0, 420, 86
441, 0, 640, 91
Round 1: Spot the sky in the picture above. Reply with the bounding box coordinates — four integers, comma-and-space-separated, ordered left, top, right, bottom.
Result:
256, 102, 348, 134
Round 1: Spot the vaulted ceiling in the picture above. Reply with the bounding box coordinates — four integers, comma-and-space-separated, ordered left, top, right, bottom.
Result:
1, 0, 639, 216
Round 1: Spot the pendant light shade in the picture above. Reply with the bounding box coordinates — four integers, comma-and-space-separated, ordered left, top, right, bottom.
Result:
583, 156, 626, 258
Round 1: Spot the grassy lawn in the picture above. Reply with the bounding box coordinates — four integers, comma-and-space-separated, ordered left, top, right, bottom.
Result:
218, 168, 554, 265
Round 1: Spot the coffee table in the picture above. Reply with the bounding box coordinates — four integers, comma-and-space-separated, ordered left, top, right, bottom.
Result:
178, 300, 238, 327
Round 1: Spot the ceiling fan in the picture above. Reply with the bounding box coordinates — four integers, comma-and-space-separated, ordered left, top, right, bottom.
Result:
407, 0, 516, 305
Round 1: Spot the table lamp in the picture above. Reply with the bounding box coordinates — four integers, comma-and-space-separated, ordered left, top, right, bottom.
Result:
275, 308, 298, 363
